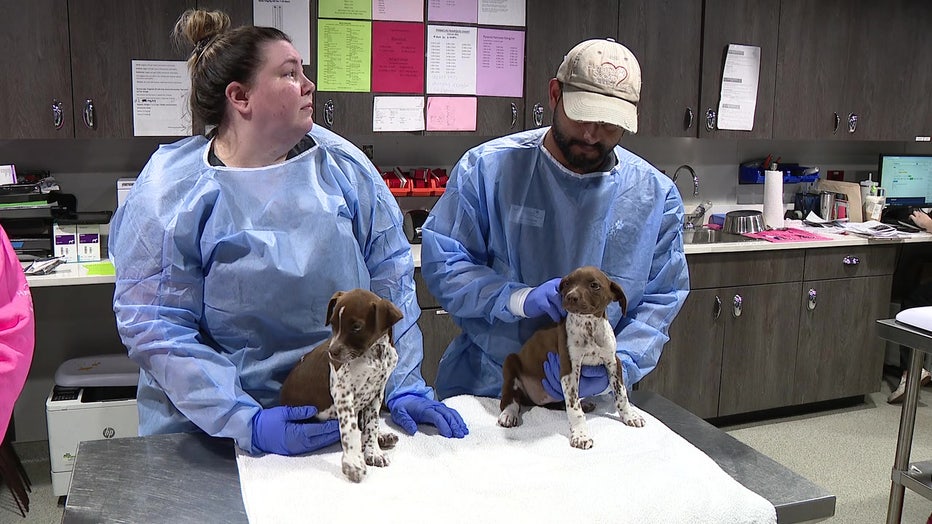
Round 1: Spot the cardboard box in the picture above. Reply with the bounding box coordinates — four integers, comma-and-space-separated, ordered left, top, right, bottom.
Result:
117, 178, 136, 208
52, 223, 78, 263
77, 224, 101, 262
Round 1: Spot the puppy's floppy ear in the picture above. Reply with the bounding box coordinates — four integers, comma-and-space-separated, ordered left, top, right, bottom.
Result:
375, 299, 404, 332
611, 281, 627, 316
325, 291, 344, 326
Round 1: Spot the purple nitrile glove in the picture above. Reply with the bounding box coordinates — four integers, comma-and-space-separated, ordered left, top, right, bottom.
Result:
523, 277, 566, 322
389, 394, 468, 438
251, 405, 340, 456
540, 351, 610, 400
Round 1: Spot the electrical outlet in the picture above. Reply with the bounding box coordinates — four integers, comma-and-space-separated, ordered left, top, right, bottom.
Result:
361, 145, 374, 159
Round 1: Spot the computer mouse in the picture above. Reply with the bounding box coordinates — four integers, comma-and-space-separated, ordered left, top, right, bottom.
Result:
896, 306, 932, 333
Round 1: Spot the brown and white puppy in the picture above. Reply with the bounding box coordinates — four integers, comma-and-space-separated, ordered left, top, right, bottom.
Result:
498, 266, 645, 449
280, 289, 402, 482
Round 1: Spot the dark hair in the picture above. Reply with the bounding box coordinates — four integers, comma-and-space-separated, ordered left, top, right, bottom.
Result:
171, 9, 292, 129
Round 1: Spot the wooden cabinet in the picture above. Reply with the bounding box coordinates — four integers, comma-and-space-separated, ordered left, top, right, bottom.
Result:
641, 245, 898, 419
69, 0, 194, 138
618, 0, 702, 138
774, 0, 932, 141
0, 1, 74, 139
413, 268, 460, 387
699, 0, 779, 139
795, 246, 897, 403
524, 0, 620, 131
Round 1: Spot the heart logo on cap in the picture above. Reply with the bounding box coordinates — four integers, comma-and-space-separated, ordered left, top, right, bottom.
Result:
588, 61, 628, 89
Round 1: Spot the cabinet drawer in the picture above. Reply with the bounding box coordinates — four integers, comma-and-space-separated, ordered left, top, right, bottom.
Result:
803, 245, 899, 280
686, 251, 805, 289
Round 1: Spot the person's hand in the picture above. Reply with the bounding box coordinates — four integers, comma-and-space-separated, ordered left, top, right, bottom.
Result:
540, 352, 610, 400
910, 210, 932, 233
523, 277, 566, 322
390, 394, 468, 438
251, 405, 340, 455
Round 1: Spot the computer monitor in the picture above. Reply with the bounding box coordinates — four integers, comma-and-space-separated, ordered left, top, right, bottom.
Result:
878, 154, 932, 206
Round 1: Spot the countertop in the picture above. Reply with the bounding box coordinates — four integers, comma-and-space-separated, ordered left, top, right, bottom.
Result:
61, 391, 834, 523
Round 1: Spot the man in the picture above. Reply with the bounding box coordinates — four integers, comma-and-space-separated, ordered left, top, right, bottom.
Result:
420, 38, 690, 400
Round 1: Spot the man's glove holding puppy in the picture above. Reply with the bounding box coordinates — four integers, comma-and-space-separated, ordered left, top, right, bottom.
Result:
541, 352, 610, 400
251, 405, 340, 455
522, 277, 566, 322
388, 394, 469, 438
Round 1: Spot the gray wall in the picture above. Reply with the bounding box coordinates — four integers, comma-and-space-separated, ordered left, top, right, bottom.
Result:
5, 132, 932, 442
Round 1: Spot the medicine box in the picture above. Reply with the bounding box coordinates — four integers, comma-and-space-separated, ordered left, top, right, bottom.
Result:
117, 177, 136, 207
77, 224, 101, 262
52, 223, 78, 263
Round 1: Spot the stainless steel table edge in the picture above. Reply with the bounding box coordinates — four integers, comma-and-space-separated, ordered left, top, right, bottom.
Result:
63, 392, 836, 523
877, 318, 932, 523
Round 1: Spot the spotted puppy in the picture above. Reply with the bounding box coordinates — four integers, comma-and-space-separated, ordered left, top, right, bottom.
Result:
498, 266, 645, 449
280, 289, 402, 482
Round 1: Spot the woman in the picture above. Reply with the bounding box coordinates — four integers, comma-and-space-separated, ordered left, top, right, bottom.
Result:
110, 9, 466, 455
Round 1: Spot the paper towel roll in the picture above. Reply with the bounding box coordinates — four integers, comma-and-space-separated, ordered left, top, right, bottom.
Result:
762, 169, 784, 228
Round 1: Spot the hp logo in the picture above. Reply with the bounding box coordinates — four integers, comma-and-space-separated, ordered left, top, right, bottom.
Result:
102, 427, 116, 439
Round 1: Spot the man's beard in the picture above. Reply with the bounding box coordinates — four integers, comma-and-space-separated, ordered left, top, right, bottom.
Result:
550, 113, 614, 173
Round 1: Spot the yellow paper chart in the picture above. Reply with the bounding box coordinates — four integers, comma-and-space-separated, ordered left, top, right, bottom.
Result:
317, 19, 372, 92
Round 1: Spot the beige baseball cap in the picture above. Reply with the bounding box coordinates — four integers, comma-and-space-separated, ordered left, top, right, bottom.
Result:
556, 38, 641, 134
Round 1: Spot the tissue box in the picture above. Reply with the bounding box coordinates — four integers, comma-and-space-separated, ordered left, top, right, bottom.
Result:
52, 223, 78, 263
77, 224, 101, 262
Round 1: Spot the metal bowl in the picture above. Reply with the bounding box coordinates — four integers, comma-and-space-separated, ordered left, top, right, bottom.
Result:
722, 210, 765, 234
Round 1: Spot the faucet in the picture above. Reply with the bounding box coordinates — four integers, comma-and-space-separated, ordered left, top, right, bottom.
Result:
672, 164, 699, 197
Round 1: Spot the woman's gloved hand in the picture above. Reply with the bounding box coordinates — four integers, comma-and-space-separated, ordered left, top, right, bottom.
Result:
251, 405, 340, 455
389, 394, 469, 438
540, 352, 610, 400
523, 278, 566, 322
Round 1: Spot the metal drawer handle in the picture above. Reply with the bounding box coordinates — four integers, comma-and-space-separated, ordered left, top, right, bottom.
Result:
808, 288, 817, 311
510, 103, 517, 129
843, 256, 860, 265
833, 112, 840, 135
435, 309, 449, 316
324, 99, 334, 127
705, 108, 716, 131
82, 98, 95, 129
847, 113, 858, 134
52, 99, 64, 130
685, 107, 694, 130
733, 294, 742, 318
533, 103, 544, 127
712, 295, 722, 320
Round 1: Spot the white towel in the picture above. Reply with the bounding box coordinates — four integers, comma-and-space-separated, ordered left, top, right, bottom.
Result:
236, 395, 776, 524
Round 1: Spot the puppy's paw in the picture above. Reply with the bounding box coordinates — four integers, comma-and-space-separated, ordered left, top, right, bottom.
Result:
581, 399, 596, 413
378, 432, 398, 449
569, 432, 593, 450
620, 409, 645, 428
365, 451, 390, 468
342, 457, 367, 483
497, 411, 520, 427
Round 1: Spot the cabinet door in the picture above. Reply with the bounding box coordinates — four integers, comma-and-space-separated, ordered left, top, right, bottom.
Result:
0, 1, 73, 138
699, 0, 778, 139
850, 1, 932, 141
719, 282, 800, 416
795, 275, 891, 404
524, 0, 620, 130
773, 0, 856, 140
69, 0, 195, 138
419, 308, 460, 388
314, 93, 375, 136
638, 288, 724, 419
618, 0, 702, 137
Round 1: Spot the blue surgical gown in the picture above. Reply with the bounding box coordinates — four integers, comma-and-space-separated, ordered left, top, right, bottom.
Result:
109, 125, 431, 453
420, 128, 690, 399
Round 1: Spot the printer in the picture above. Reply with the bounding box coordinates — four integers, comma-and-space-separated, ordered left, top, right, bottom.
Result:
46, 354, 139, 498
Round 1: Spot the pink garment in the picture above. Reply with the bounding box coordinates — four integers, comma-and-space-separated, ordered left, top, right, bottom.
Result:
0, 225, 35, 438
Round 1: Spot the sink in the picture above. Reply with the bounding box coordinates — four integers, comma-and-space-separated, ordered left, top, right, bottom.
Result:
683, 226, 756, 244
